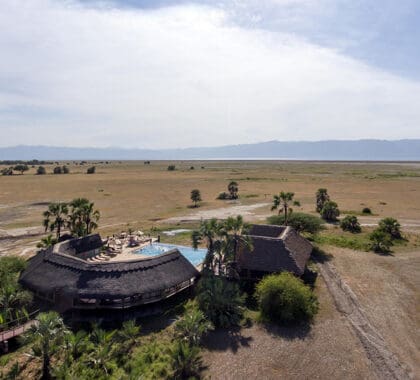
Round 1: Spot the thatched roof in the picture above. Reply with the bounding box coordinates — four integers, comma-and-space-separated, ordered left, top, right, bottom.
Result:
20, 237, 199, 300
238, 225, 312, 276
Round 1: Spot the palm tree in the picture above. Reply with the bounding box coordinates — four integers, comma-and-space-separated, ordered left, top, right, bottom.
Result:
0, 285, 32, 324
228, 181, 239, 199
190, 189, 202, 208
271, 191, 300, 225
223, 215, 253, 264
192, 219, 221, 271
316, 188, 330, 213
36, 235, 57, 249
115, 320, 141, 352
68, 198, 100, 237
171, 341, 202, 380
24, 311, 69, 380
87, 325, 116, 376
43, 202, 69, 239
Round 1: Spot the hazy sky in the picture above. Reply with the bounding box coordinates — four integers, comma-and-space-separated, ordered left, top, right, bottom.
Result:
1, 0, 420, 148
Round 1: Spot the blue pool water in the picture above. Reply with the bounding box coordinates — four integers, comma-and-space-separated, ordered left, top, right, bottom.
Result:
136, 243, 207, 266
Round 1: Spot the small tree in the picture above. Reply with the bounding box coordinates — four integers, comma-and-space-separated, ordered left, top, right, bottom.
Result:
53, 166, 62, 174
316, 188, 330, 212
1, 167, 13, 176
340, 215, 361, 233
13, 164, 29, 175
36, 166, 46, 175
271, 191, 301, 225
171, 341, 202, 380
87, 166, 96, 174
255, 272, 318, 323
378, 217, 402, 240
190, 189, 202, 208
174, 302, 213, 346
227, 181, 239, 199
62, 165, 70, 174
369, 229, 393, 253
320, 201, 340, 222
167, 165, 176, 171
362, 207, 372, 214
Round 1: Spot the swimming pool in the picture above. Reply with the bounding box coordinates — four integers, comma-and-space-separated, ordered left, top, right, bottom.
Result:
135, 243, 207, 266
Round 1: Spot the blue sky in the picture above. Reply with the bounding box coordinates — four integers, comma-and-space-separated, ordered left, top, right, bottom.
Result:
0, 0, 419, 148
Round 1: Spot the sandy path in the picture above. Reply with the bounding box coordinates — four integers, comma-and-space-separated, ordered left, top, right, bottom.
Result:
163, 202, 270, 223
318, 261, 411, 379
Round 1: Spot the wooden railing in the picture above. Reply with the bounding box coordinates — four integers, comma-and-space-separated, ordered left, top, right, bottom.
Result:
0, 310, 40, 342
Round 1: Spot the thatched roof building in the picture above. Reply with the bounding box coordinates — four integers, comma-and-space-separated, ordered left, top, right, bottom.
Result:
238, 225, 312, 279
19, 234, 199, 312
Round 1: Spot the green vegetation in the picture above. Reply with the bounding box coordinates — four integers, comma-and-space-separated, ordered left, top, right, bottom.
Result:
312, 233, 371, 251
36, 166, 46, 175
167, 165, 176, 171
1, 167, 13, 176
369, 229, 393, 253
271, 191, 301, 225
255, 272, 318, 324
320, 200, 340, 222
315, 188, 330, 213
362, 207, 372, 214
13, 164, 29, 175
378, 217, 402, 239
340, 215, 361, 233
267, 212, 324, 235
190, 189, 202, 208
36, 235, 58, 249
86, 166, 96, 174
196, 273, 245, 328
42, 199, 100, 239
228, 181, 239, 199
0, 256, 32, 327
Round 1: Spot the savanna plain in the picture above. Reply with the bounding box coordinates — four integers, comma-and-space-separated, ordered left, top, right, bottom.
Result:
0, 160, 419, 379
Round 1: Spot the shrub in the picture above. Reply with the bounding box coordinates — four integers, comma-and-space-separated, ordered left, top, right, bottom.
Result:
267, 212, 324, 234
53, 166, 62, 174
62, 165, 70, 174
86, 166, 96, 174
362, 207, 372, 214
378, 217, 402, 239
196, 274, 244, 328
320, 201, 340, 222
316, 188, 330, 213
369, 229, 393, 253
216, 192, 229, 200
167, 165, 176, 171
13, 164, 29, 174
340, 215, 361, 233
36, 166, 46, 175
174, 302, 213, 346
255, 272, 318, 323
1, 167, 13, 176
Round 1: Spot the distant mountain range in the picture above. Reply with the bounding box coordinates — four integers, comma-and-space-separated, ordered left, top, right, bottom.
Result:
1, 140, 420, 161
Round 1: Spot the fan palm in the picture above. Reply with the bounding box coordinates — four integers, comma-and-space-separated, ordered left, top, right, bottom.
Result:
271, 191, 300, 225
43, 202, 69, 239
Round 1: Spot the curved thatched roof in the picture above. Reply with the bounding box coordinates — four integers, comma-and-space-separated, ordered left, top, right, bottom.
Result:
238, 225, 312, 276
20, 240, 199, 300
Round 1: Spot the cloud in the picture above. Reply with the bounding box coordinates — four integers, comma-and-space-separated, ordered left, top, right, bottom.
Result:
0, 0, 419, 148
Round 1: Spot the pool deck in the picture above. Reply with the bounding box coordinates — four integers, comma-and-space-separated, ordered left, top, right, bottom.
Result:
107, 239, 158, 262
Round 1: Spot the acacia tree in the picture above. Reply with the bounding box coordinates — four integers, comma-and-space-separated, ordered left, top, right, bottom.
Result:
43, 202, 69, 239
13, 164, 29, 175
316, 188, 330, 213
271, 191, 301, 225
190, 189, 202, 208
227, 181, 239, 199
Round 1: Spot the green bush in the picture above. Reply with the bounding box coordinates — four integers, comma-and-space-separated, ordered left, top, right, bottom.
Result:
320, 201, 340, 222
53, 166, 62, 174
36, 166, 46, 175
167, 165, 176, 171
216, 192, 229, 200
267, 212, 324, 234
62, 165, 70, 174
86, 166, 96, 174
340, 215, 361, 233
255, 272, 318, 323
378, 217, 402, 239
362, 207, 372, 214
196, 274, 244, 328
369, 229, 393, 253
